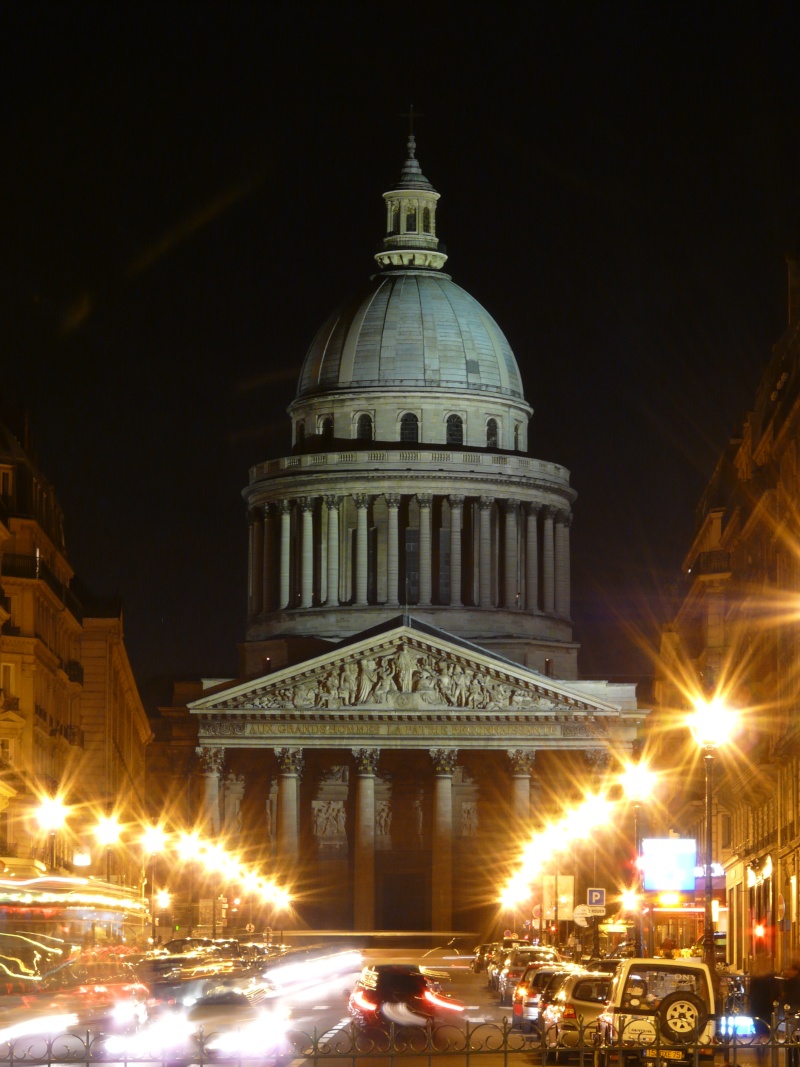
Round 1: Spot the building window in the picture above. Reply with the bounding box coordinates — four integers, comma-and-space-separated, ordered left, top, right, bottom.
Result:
422, 207, 431, 234
320, 416, 333, 441
0, 468, 11, 502
400, 413, 419, 443
356, 414, 373, 441
446, 414, 464, 446
514, 423, 521, 450
390, 203, 399, 234
405, 206, 417, 232
1, 664, 13, 698
296, 421, 305, 446
0, 739, 13, 764
487, 418, 499, 448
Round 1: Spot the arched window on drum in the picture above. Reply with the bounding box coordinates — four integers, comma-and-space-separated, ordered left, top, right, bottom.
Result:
356, 413, 373, 442
400, 412, 419, 443
487, 418, 499, 448
446, 414, 464, 446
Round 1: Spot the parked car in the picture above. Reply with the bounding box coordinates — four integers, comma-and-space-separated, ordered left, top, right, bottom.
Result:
497, 947, 561, 1006
511, 965, 577, 1033
596, 958, 716, 1067
471, 944, 494, 974
348, 964, 464, 1029
542, 971, 611, 1057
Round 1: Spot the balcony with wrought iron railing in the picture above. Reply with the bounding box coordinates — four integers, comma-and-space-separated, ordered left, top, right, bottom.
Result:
1, 553, 83, 622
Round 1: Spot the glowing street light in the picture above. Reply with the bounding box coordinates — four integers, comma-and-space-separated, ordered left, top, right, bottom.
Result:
689, 696, 736, 970
94, 814, 122, 883
36, 796, 70, 870
619, 761, 657, 957
140, 824, 169, 942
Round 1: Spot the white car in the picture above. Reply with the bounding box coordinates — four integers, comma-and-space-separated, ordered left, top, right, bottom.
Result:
595, 958, 716, 1067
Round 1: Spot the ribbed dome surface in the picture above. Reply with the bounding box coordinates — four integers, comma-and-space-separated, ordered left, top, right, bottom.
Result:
297, 271, 524, 400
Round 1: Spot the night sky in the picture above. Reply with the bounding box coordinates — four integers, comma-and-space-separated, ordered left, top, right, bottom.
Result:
3, 4, 800, 707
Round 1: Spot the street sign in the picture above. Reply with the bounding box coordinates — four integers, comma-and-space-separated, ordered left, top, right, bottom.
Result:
573, 904, 590, 927
587, 905, 606, 916
588, 887, 606, 907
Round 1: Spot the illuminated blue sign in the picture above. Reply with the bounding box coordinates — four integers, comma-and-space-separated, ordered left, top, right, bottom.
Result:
642, 838, 697, 891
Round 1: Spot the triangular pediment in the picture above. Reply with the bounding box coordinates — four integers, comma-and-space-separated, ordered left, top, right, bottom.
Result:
189, 619, 636, 720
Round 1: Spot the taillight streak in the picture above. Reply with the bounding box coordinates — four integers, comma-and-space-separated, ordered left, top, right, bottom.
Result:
352, 989, 378, 1012
423, 990, 464, 1012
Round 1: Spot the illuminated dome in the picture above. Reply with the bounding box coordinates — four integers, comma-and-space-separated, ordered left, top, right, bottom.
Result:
297, 271, 525, 401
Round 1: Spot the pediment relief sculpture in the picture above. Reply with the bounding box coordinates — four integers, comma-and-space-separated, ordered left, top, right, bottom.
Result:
214, 640, 599, 717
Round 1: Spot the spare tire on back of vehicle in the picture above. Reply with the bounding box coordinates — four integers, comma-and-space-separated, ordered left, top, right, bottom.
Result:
658, 991, 708, 1044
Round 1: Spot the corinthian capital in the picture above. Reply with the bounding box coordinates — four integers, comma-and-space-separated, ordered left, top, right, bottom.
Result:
275, 747, 304, 776
429, 748, 458, 775
507, 749, 535, 776
196, 746, 224, 776
352, 748, 380, 775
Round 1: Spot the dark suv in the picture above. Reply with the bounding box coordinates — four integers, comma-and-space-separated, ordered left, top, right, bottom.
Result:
348, 964, 464, 1028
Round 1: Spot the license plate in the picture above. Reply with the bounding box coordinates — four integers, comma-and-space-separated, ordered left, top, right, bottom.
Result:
644, 1051, 685, 1060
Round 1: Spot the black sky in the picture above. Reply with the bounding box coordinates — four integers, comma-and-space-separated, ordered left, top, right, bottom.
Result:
3, 3, 800, 704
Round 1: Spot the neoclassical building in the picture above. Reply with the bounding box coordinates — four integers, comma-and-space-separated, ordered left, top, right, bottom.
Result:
188, 139, 643, 932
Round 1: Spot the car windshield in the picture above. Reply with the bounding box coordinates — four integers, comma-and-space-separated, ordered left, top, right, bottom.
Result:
622, 965, 708, 1010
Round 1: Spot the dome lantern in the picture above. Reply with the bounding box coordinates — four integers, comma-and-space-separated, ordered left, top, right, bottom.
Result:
375, 136, 448, 272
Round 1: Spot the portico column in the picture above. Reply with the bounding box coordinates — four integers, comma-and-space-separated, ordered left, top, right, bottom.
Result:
352, 748, 380, 929
300, 496, 315, 608
418, 493, 432, 605
503, 499, 519, 608
430, 749, 457, 930
195, 746, 224, 835
542, 505, 555, 614
554, 511, 572, 617
479, 497, 494, 608
449, 495, 464, 607
526, 503, 540, 612
354, 495, 370, 605
324, 495, 340, 606
275, 748, 303, 863
279, 500, 292, 609
386, 495, 401, 607
261, 504, 273, 611
508, 749, 534, 824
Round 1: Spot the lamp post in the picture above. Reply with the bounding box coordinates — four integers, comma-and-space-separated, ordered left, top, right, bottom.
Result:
619, 762, 657, 957
94, 814, 122, 883
176, 831, 204, 937
140, 825, 168, 944
36, 796, 69, 870
690, 698, 735, 970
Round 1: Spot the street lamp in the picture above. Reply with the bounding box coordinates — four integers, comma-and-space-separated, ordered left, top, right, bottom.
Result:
36, 796, 69, 870
619, 762, 657, 957
176, 830, 204, 937
689, 697, 735, 970
140, 824, 168, 943
94, 814, 122, 883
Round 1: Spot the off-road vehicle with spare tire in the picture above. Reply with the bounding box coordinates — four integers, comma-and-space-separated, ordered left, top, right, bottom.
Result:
595, 958, 716, 1067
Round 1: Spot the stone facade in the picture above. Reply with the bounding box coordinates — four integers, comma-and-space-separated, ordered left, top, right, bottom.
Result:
655, 255, 800, 973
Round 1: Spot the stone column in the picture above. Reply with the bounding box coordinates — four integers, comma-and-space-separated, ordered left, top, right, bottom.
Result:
222, 772, 246, 840
507, 749, 534, 824
279, 500, 292, 609
584, 749, 611, 792
261, 504, 273, 612
503, 499, 519, 608
430, 749, 457, 931
555, 511, 572, 617
276, 748, 303, 863
478, 497, 494, 608
196, 746, 224, 835
354, 494, 370, 606
324, 495, 340, 606
526, 503, 540, 612
247, 512, 256, 615
300, 496, 315, 608
352, 748, 380, 929
252, 510, 264, 615
418, 493, 433, 605
449, 495, 464, 607
386, 495, 401, 607
542, 505, 555, 614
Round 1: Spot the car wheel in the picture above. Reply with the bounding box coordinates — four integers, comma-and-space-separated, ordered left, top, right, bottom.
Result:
659, 991, 708, 1044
